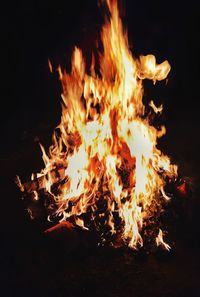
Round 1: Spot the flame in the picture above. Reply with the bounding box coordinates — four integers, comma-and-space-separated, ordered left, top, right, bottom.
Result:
48, 59, 53, 73
156, 229, 171, 251
22, 0, 177, 249
149, 100, 163, 114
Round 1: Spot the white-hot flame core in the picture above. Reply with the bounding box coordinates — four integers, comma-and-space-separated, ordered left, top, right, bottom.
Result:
32, 0, 177, 249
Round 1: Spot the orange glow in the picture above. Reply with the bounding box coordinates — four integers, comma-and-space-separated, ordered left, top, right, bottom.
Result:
20, 0, 177, 249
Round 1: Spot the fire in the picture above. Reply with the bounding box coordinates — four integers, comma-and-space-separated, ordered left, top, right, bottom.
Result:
19, 0, 177, 249
156, 229, 171, 251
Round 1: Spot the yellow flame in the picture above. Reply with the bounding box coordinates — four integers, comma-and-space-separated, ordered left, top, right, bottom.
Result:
156, 229, 171, 251
149, 100, 163, 114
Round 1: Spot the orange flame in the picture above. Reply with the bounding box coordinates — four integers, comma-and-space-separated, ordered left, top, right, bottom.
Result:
24, 0, 177, 249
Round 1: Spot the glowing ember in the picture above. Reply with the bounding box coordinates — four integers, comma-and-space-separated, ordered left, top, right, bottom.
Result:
18, 0, 178, 249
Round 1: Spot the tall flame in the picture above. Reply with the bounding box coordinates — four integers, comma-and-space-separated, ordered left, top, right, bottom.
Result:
24, 0, 177, 249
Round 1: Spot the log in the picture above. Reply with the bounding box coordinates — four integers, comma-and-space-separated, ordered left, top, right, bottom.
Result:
44, 222, 80, 252
44, 221, 99, 251
44, 221, 75, 235
16, 167, 66, 193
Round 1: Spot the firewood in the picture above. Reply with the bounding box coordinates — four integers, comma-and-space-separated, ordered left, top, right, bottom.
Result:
20, 167, 66, 193
44, 221, 99, 251
44, 221, 75, 235
44, 222, 80, 251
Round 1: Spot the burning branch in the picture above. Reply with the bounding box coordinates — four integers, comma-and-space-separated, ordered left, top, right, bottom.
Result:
19, 167, 66, 193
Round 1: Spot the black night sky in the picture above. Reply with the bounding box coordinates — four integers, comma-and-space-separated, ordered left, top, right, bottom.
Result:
1, 0, 200, 162
1, 0, 200, 296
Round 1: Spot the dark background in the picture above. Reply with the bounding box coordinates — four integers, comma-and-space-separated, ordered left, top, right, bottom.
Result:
1, 0, 200, 296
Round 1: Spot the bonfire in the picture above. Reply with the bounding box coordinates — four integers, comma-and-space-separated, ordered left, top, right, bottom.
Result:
17, 0, 178, 250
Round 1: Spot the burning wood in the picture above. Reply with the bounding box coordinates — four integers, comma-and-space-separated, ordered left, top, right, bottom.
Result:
17, 0, 179, 250
17, 167, 66, 193
45, 221, 74, 233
